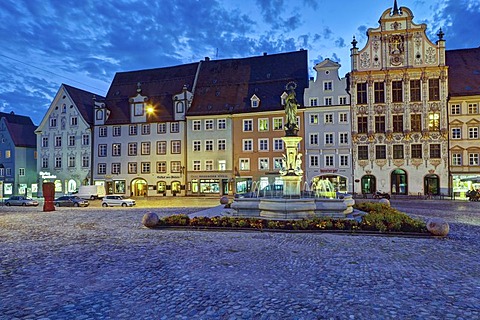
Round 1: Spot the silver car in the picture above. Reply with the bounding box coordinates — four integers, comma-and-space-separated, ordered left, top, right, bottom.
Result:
101, 195, 136, 207
4, 196, 39, 207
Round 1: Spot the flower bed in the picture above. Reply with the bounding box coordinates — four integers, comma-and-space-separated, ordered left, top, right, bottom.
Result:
155, 202, 429, 234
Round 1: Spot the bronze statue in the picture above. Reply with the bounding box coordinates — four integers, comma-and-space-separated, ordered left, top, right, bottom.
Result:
284, 83, 299, 135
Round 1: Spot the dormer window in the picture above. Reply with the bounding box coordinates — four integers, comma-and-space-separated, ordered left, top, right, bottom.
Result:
176, 101, 184, 113
324, 81, 333, 91
281, 92, 288, 106
96, 109, 104, 120
134, 102, 144, 116
250, 94, 260, 108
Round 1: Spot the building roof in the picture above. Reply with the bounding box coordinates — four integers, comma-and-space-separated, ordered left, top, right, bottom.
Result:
447, 47, 480, 97
0, 112, 37, 148
63, 84, 104, 125
104, 63, 199, 124
188, 50, 308, 116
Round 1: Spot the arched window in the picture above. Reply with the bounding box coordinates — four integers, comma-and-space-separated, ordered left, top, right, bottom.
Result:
361, 175, 376, 194
157, 181, 167, 195
424, 174, 439, 195
391, 169, 408, 194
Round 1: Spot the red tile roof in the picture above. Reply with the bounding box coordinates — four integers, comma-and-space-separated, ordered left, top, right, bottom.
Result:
447, 47, 480, 97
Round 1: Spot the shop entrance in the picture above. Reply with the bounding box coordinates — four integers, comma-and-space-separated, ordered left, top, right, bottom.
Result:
361, 175, 376, 194
424, 174, 439, 195
391, 169, 408, 195
131, 178, 148, 196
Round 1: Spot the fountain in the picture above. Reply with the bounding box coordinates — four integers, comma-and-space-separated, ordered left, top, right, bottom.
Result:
231, 83, 354, 220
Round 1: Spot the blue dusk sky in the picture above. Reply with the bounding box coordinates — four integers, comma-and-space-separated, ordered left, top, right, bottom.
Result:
0, 0, 479, 125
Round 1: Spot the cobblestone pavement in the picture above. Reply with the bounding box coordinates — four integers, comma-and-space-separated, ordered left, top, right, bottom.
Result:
0, 198, 479, 319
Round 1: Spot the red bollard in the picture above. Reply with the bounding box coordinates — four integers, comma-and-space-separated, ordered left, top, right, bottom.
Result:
42, 182, 55, 212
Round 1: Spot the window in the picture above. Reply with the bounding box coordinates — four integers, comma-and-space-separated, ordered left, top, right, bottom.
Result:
205, 119, 214, 130
273, 139, 283, 151
98, 163, 106, 174
157, 123, 166, 134
411, 144, 423, 159
430, 144, 441, 159
339, 113, 348, 123
393, 145, 404, 159
310, 133, 319, 145
62, 104, 66, 113
339, 97, 347, 105
324, 81, 333, 91
428, 112, 440, 131
5, 150, 10, 158
68, 156, 75, 167
273, 157, 283, 169
324, 113, 333, 124
193, 140, 201, 152
340, 155, 349, 167
452, 153, 462, 166
5, 168, 11, 176
324, 133, 334, 145
469, 153, 479, 166
358, 146, 368, 160
96, 110, 104, 120
273, 118, 283, 130
171, 140, 181, 153
99, 144, 107, 157
192, 120, 201, 131
205, 160, 214, 171
217, 119, 226, 130
310, 114, 318, 124
239, 158, 250, 171
112, 163, 121, 174
258, 118, 269, 131
468, 103, 478, 114
357, 82, 367, 104
50, 118, 57, 127
68, 135, 75, 147
133, 102, 144, 116
193, 160, 201, 171
112, 126, 120, 136
339, 132, 348, 144
82, 134, 89, 146
156, 161, 166, 173
70, 117, 78, 126
375, 145, 386, 159
374, 82, 385, 103
243, 139, 253, 152
392, 81, 403, 103
259, 158, 269, 170
141, 162, 151, 174
19, 168, 25, 176
171, 161, 181, 173
243, 119, 253, 132
411, 114, 422, 132
251, 97, 259, 108
451, 104, 461, 115
112, 143, 121, 156
99, 127, 107, 137
428, 79, 440, 101
141, 142, 151, 155
410, 80, 421, 102
325, 155, 334, 167
324, 97, 333, 106
170, 122, 179, 133
55, 136, 62, 147
310, 98, 318, 106
310, 155, 319, 167
128, 143, 137, 156
452, 128, 461, 139
129, 162, 138, 174
82, 156, 89, 168
218, 160, 226, 171
393, 115, 403, 132
42, 157, 48, 169
259, 139, 268, 151
469, 127, 478, 139
205, 140, 213, 151
55, 156, 62, 168
358, 116, 368, 133
142, 124, 150, 135
375, 116, 386, 133
129, 125, 137, 135
42, 137, 48, 148
157, 141, 167, 154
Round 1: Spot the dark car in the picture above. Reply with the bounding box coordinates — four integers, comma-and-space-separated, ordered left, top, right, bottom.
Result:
4, 196, 39, 206
54, 196, 89, 207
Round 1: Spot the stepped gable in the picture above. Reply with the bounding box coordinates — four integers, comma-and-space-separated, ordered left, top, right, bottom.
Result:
104, 63, 199, 124
0, 112, 37, 148
188, 50, 308, 116
63, 84, 103, 125
447, 47, 480, 97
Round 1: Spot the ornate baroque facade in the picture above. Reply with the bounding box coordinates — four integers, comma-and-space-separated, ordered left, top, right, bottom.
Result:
350, 3, 449, 196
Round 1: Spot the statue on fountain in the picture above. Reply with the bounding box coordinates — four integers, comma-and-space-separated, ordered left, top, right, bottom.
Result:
284, 82, 299, 136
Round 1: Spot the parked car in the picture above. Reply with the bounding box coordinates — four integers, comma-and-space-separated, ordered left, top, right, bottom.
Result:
4, 196, 39, 207
101, 195, 136, 207
54, 196, 89, 207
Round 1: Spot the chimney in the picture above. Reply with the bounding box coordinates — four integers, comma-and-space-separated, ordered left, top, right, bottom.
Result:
205, 57, 210, 61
